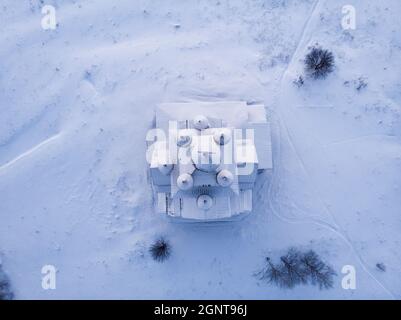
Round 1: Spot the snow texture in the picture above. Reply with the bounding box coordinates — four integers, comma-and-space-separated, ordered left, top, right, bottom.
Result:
0, 0, 401, 299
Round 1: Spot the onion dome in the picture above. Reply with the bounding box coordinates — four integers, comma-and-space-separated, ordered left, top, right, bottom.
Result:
216, 169, 234, 187
197, 194, 213, 210
193, 115, 210, 130
213, 128, 231, 145
177, 173, 194, 190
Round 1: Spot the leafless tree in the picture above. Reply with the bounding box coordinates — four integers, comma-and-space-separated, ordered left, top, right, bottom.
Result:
255, 257, 285, 286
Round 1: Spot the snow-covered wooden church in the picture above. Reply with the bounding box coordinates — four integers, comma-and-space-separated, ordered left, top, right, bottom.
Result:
147, 101, 272, 222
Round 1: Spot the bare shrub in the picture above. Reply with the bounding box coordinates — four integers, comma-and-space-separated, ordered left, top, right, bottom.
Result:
278, 248, 308, 288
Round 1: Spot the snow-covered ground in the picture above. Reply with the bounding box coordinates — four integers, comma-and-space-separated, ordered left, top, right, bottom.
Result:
0, 0, 400, 299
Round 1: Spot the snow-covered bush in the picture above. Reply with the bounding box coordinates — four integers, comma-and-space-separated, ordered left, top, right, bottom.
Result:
256, 248, 336, 290
149, 238, 171, 262
0, 264, 14, 300
305, 47, 335, 79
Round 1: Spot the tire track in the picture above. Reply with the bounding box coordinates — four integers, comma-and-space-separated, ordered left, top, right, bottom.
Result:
0, 133, 62, 174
